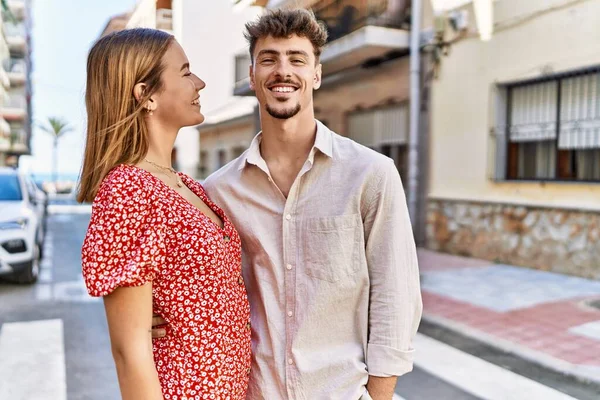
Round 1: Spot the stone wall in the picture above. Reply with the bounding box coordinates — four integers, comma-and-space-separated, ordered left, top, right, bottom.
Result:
426, 199, 600, 279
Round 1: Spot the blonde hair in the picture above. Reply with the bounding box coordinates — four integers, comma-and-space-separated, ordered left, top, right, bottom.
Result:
77, 28, 174, 203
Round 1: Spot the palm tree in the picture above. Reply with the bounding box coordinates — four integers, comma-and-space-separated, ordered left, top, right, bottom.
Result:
39, 117, 73, 185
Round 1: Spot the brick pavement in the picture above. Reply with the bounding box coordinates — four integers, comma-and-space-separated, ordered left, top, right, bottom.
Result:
418, 249, 600, 384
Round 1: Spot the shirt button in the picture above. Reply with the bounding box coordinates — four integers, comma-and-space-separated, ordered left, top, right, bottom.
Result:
286, 264, 292, 270
288, 359, 294, 365
285, 214, 292, 220
287, 311, 293, 317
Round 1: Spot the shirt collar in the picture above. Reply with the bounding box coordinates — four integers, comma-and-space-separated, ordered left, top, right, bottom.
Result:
238, 119, 333, 171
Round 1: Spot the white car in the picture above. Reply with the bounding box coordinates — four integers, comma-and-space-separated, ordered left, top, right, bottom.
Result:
0, 167, 46, 283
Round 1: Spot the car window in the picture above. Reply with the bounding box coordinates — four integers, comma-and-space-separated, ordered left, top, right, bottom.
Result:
0, 175, 23, 201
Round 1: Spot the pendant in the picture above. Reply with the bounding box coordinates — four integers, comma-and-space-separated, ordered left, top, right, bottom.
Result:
176, 175, 183, 188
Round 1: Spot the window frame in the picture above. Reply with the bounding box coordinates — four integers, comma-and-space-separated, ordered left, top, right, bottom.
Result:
501, 66, 600, 183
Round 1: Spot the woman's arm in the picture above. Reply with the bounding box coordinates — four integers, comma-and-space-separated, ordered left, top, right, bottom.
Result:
103, 282, 163, 400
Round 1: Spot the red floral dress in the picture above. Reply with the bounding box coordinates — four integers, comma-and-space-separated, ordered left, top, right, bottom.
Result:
82, 164, 251, 399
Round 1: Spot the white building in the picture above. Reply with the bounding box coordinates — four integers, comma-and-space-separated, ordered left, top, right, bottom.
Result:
103, 0, 261, 178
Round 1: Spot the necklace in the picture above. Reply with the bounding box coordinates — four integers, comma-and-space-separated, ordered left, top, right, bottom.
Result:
144, 158, 183, 188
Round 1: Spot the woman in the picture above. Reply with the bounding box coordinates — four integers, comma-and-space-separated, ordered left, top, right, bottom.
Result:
78, 28, 251, 399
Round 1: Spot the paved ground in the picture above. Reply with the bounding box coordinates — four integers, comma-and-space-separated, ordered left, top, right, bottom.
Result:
0, 209, 598, 399
419, 249, 600, 386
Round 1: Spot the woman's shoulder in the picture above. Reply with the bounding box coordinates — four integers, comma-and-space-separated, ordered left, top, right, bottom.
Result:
96, 164, 157, 204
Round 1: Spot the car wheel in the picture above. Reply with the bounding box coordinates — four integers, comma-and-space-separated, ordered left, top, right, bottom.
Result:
11, 244, 40, 284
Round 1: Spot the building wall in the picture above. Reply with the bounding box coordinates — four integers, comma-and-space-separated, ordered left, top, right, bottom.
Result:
427, 0, 600, 277
314, 57, 410, 135
173, 1, 260, 178
0, 0, 32, 166
430, 0, 600, 209
198, 119, 254, 178
126, 0, 156, 28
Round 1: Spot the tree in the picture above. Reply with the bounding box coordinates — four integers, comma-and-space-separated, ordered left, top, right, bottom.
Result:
39, 117, 73, 185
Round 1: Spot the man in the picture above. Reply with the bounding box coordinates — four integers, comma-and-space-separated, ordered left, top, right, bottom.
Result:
155, 8, 422, 400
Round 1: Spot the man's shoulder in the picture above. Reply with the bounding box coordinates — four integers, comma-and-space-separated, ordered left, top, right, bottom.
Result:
203, 151, 248, 192
329, 130, 393, 170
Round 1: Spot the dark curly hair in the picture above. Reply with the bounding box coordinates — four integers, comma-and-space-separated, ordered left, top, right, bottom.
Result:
244, 8, 328, 64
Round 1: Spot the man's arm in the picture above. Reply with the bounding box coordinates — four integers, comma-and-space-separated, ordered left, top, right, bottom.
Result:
366, 376, 398, 399
104, 283, 163, 400
363, 159, 423, 399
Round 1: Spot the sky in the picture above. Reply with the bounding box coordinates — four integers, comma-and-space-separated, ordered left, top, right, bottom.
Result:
21, 0, 137, 177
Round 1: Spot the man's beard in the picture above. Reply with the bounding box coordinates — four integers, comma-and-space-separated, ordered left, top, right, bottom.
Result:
266, 102, 301, 120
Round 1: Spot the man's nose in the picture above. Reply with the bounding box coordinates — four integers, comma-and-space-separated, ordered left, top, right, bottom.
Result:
274, 60, 292, 79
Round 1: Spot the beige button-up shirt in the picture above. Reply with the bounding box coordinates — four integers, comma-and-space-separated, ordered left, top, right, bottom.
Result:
203, 120, 422, 400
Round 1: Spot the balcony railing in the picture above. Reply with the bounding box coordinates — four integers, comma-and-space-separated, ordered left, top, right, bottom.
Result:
312, 0, 409, 42
156, 8, 173, 32
6, 35, 26, 56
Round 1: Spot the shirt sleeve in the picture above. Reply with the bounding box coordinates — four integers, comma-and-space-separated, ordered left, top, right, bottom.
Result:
363, 158, 423, 377
81, 172, 166, 297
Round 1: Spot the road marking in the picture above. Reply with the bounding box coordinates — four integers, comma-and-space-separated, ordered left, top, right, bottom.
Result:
48, 204, 92, 214
35, 280, 100, 303
414, 333, 578, 400
0, 319, 66, 400
39, 232, 53, 283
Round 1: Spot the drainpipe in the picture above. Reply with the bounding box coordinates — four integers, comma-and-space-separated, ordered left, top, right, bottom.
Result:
407, 0, 421, 233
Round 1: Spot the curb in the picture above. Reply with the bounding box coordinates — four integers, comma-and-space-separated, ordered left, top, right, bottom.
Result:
422, 313, 600, 386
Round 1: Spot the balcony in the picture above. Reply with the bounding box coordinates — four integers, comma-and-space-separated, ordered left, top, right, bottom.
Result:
156, 8, 173, 33
7, 70, 25, 86
6, 0, 26, 22
315, 0, 410, 74
6, 35, 26, 57
2, 93, 27, 122
233, 0, 410, 95
0, 118, 28, 154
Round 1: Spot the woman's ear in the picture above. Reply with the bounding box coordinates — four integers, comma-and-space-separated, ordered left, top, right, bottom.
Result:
133, 82, 147, 104
133, 82, 155, 112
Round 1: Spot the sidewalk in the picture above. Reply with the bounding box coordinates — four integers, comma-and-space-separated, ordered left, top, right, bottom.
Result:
418, 249, 600, 385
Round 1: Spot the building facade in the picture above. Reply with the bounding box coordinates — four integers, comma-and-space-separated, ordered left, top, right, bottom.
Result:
426, 0, 600, 278
101, 0, 260, 179
209, 0, 432, 240
0, 0, 32, 167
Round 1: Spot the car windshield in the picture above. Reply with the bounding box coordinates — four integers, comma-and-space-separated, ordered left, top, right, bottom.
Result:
0, 175, 23, 201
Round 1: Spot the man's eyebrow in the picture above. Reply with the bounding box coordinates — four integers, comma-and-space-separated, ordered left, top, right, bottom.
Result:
180, 62, 190, 72
257, 49, 280, 57
286, 50, 309, 57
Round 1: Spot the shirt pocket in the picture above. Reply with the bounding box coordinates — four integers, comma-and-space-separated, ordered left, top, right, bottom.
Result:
305, 214, 361, 283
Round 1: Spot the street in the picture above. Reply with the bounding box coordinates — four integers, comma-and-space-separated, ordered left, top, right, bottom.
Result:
0, 210, 597, 400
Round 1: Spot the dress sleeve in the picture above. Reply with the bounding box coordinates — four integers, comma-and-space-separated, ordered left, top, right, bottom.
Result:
81, 169, 166, 297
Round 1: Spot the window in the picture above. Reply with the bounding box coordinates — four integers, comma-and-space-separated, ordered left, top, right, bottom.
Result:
217, 149, 227, 169
231, 146, 246, 160
198, 151, 208, 179
347, 104, 409, 181
496, 68, 600, 182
